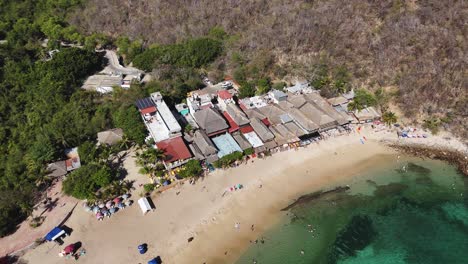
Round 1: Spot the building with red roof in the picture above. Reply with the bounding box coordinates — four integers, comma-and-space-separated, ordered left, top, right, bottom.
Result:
218, 90, 233, 100
239, 125, 254, 134
156, 136, 192, 169
222, 111, 240, 133
217, 90, 235, 111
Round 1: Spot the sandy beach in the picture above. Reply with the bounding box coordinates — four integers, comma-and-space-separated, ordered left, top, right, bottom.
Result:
17, 126, 467, 264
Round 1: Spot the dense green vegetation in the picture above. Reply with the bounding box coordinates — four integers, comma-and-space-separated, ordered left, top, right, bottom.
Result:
213, 151, 244, 168
347, 89, 377, 112
135, 146, 166, 179
382, 111, 398, 127
112, 105, 147, 145
0, 0, 157, 236
243, 148, 255, 156
178, 160, 203, 178
310, 63, 352, 98
133, 37, 223, 72
63, 164, 113, 199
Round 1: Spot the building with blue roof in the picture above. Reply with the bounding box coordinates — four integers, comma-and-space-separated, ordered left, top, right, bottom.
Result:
211, 133, 243, 158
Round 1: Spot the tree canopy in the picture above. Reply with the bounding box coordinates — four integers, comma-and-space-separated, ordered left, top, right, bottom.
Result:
133, 37, 223, 71
348, 89, 377, 111
112, 106, 147, 145
62, 164, 114, 200
178, 160, 203, 178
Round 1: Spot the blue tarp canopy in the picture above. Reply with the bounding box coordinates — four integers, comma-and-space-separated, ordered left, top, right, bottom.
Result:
148, 258, 161, 264
45, 227, 64, 241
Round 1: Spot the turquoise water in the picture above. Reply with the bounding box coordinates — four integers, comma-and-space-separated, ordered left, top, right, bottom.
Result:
236, 158, 468, 264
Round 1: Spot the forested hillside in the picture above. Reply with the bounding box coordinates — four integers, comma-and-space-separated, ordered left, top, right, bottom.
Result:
70, 0, 467, 137
0, 0, 151, 236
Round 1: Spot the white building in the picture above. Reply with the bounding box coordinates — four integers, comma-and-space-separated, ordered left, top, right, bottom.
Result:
82, 74, 123, 93
285, 81, 313, 94
268, 89, 288, 104
186, 92, 213, 115
121, 73, 141, 89
239, 96, 268, 110
135, 92, 182, 143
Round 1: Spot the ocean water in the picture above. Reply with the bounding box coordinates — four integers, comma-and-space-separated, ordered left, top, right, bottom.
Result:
236, 157, 468, 264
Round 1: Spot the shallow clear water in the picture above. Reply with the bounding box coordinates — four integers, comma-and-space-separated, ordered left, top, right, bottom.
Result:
236, 157, 468, 264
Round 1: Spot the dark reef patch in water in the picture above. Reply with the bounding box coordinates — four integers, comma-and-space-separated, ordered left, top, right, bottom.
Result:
365, 180, 378, 187
373, 182, 408, 197
414, 174, 434, 185
406, 162, 432, 175
327, 215, 376, 263
281, 186, 350, 211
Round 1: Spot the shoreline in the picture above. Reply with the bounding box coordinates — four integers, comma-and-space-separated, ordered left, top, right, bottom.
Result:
16, 125, 467, 264
387, 143, 468, 177
169, 139, 397, 264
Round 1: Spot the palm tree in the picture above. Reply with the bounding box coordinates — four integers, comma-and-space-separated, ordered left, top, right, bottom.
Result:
347, 101, 362, 112
135, 146, 166, 179
135, 147, 165, 166
382, 111, 397, 127
108, 180, 134, 196
118, 135, 133, 150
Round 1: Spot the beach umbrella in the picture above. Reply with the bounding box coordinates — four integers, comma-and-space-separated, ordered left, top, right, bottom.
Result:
113, 197, 121, 203
117, 202, 125, 209
138, 244, 147, 254
98, 203, 105, 208
122, 194, 129, 200
83, 205, 91, 212
92, 206, 100, 213
96, 212, 103, 220
63, 244, 75, 254
106, 201, 114, 208
109, 207, 117, 214
148, 257, 161, 264
125, 200, 133, 206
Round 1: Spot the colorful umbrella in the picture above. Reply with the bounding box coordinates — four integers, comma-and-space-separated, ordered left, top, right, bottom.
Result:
122, 194, 129, 200
117, 202, 125, 209
109, 207, 116, 214
92, 206, 100, 213
113, 197, 121, 203
125, 200, 133, 206
98, 203, 105, 208
105, 201, 114, 209
63, 244, 75, 254
96, 212, 103, 220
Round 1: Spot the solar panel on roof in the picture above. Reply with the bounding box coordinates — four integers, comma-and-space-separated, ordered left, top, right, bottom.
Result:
135, 97, 155, 110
